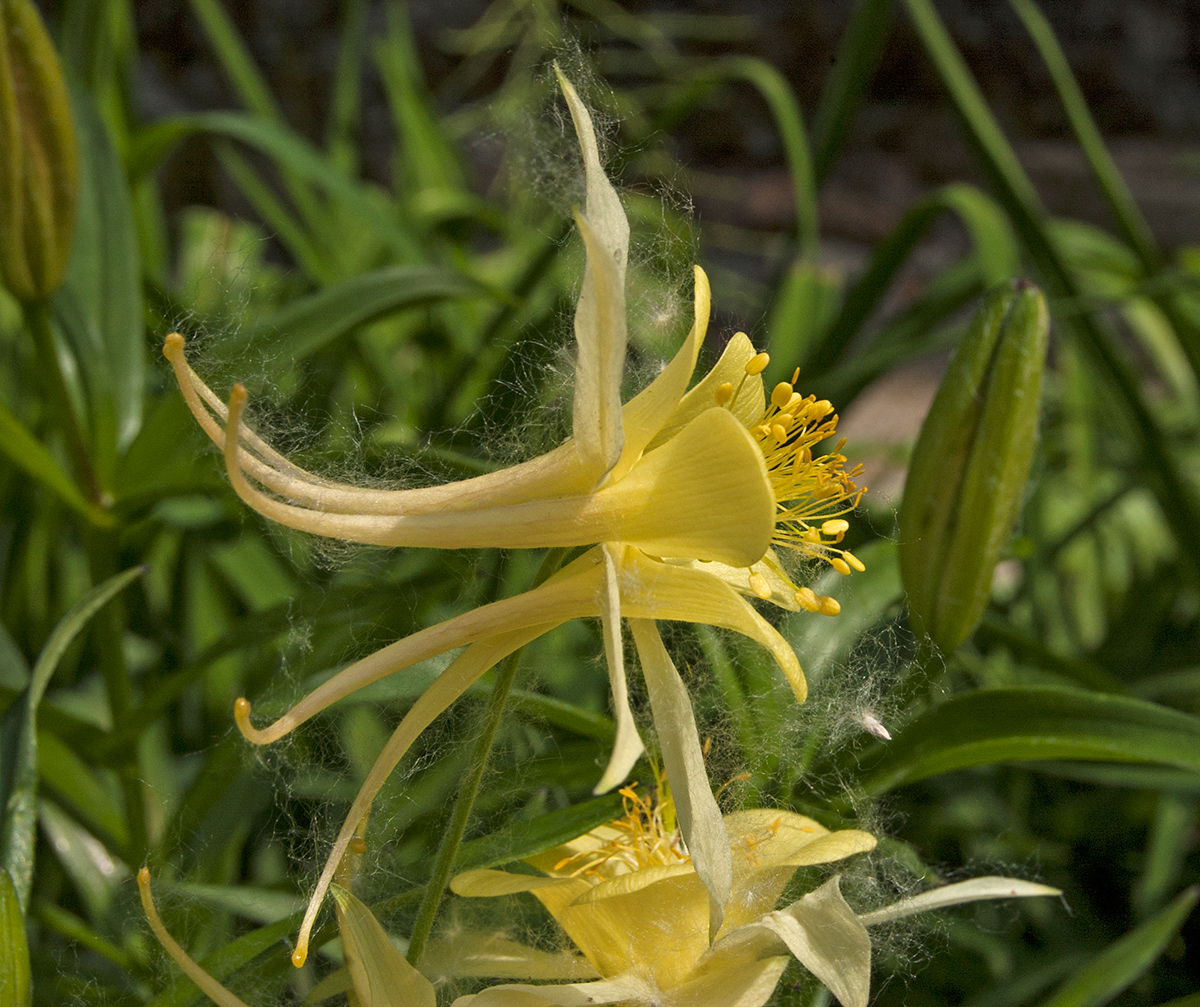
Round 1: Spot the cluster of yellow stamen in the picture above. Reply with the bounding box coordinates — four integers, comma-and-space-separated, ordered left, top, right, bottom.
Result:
717, 343, 866, 615
553, 783, 689, 881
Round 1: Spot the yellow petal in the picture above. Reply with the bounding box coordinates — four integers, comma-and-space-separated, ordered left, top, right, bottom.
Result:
561, 868, 710, 990
593, 545, 645, 794
612, 265, 710, 480
631, 618, 731, 935
647, 332, 765, 452
166, 333, 597, 518
597, 408, 772, 568
234, 551, 605, 745
557, 67, 629, 481
722, 812, 875, 930
331, 885, 436, 1007
618, 551, 805, 702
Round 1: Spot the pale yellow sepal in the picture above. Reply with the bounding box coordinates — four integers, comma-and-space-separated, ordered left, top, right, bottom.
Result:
631, 618, 731, 936
557, 67, 629, 480
856, 876, 1061, 926
593, 544, 644, 794
420, 931, 598, 981
330, 884, 436, 1007
759, 876, 872, 1007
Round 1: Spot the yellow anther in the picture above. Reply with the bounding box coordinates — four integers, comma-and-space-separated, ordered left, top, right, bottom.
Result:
791, 367, 800, 384
715, 382, 734, 406
773, 413, 794, 432
748, 571, 772, 599
770, 382, 794, 409
745, 351, 770, 376
794, 586, 821, 612
814, 399, 833, 416
771, 424, 789, 444
817, 595, 841, 616
844, 551, 866, 572
830, 557, 852, 575
821, 519, 850, 539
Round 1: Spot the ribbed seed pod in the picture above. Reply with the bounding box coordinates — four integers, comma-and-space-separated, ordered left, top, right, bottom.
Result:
900, 279, 1050, 652
0, 0, 78, 302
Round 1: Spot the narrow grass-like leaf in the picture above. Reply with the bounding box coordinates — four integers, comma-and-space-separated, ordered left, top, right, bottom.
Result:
215, 143, 334, 284
234, 264, 485, 358
862, 686, 1200, 794
129, 112, 420, 260
0, 565, 142, 909
1010, 0, 1200, 382
1038, 887, 1198, 1007
0, 867, 30, 1007
809, 183, 1017, 374
37, 729, 128, 849
0, 398, 112, 526
1009, 0, 1158, 268
811, 0, 895, 184
59, 85, 144, 457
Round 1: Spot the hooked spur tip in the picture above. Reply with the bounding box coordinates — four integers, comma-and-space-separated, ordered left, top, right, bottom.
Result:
291, 948, 307, 968
228, 383, 248, 408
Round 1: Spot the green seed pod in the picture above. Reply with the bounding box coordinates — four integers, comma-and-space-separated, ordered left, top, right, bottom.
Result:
0, 0, 78, 302
900, 279, 1049, 652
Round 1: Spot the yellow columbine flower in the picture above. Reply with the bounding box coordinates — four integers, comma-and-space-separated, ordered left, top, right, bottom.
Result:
446, 790, 1059, 1007
165, 70, 863, 965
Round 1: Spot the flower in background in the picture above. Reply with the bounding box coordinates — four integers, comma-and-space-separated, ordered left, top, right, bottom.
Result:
165, 68, 864, 963
446, 788, 1059, 1007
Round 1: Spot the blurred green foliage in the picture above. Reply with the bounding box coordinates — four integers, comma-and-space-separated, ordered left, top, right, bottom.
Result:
0, 0, 1197, 1004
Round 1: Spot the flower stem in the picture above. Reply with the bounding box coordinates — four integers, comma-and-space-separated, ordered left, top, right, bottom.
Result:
406, 548, 569, 965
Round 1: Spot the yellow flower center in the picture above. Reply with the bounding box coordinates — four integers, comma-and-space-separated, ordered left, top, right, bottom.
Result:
555, 784, 690, 880
719, 350, 867, 613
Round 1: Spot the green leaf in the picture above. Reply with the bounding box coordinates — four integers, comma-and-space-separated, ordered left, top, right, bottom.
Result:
810, 183, 1018, 374
129, 112, 419, 261
862, 686, 1200, 795
454, 793, 624, 871
57, 84, 144, 457
1039, 887, 1197, 1007
713, 56, 818, 257
1009, 0, 1159, 270
0, 565, 142, 910
37, 729, 127, 849
811, 0, 895, 184
0, 396, 113, 525
901, 0, 1200, 577
235, 264, 485, 358
0, 867, 30, 1007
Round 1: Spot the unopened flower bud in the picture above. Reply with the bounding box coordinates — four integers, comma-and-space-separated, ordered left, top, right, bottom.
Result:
0, 0, 78, 301
900, 280, 1049, 652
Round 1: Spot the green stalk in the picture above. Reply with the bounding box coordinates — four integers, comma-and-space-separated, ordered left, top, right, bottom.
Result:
406, 548, 568, 965
23, 299, 102, 504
